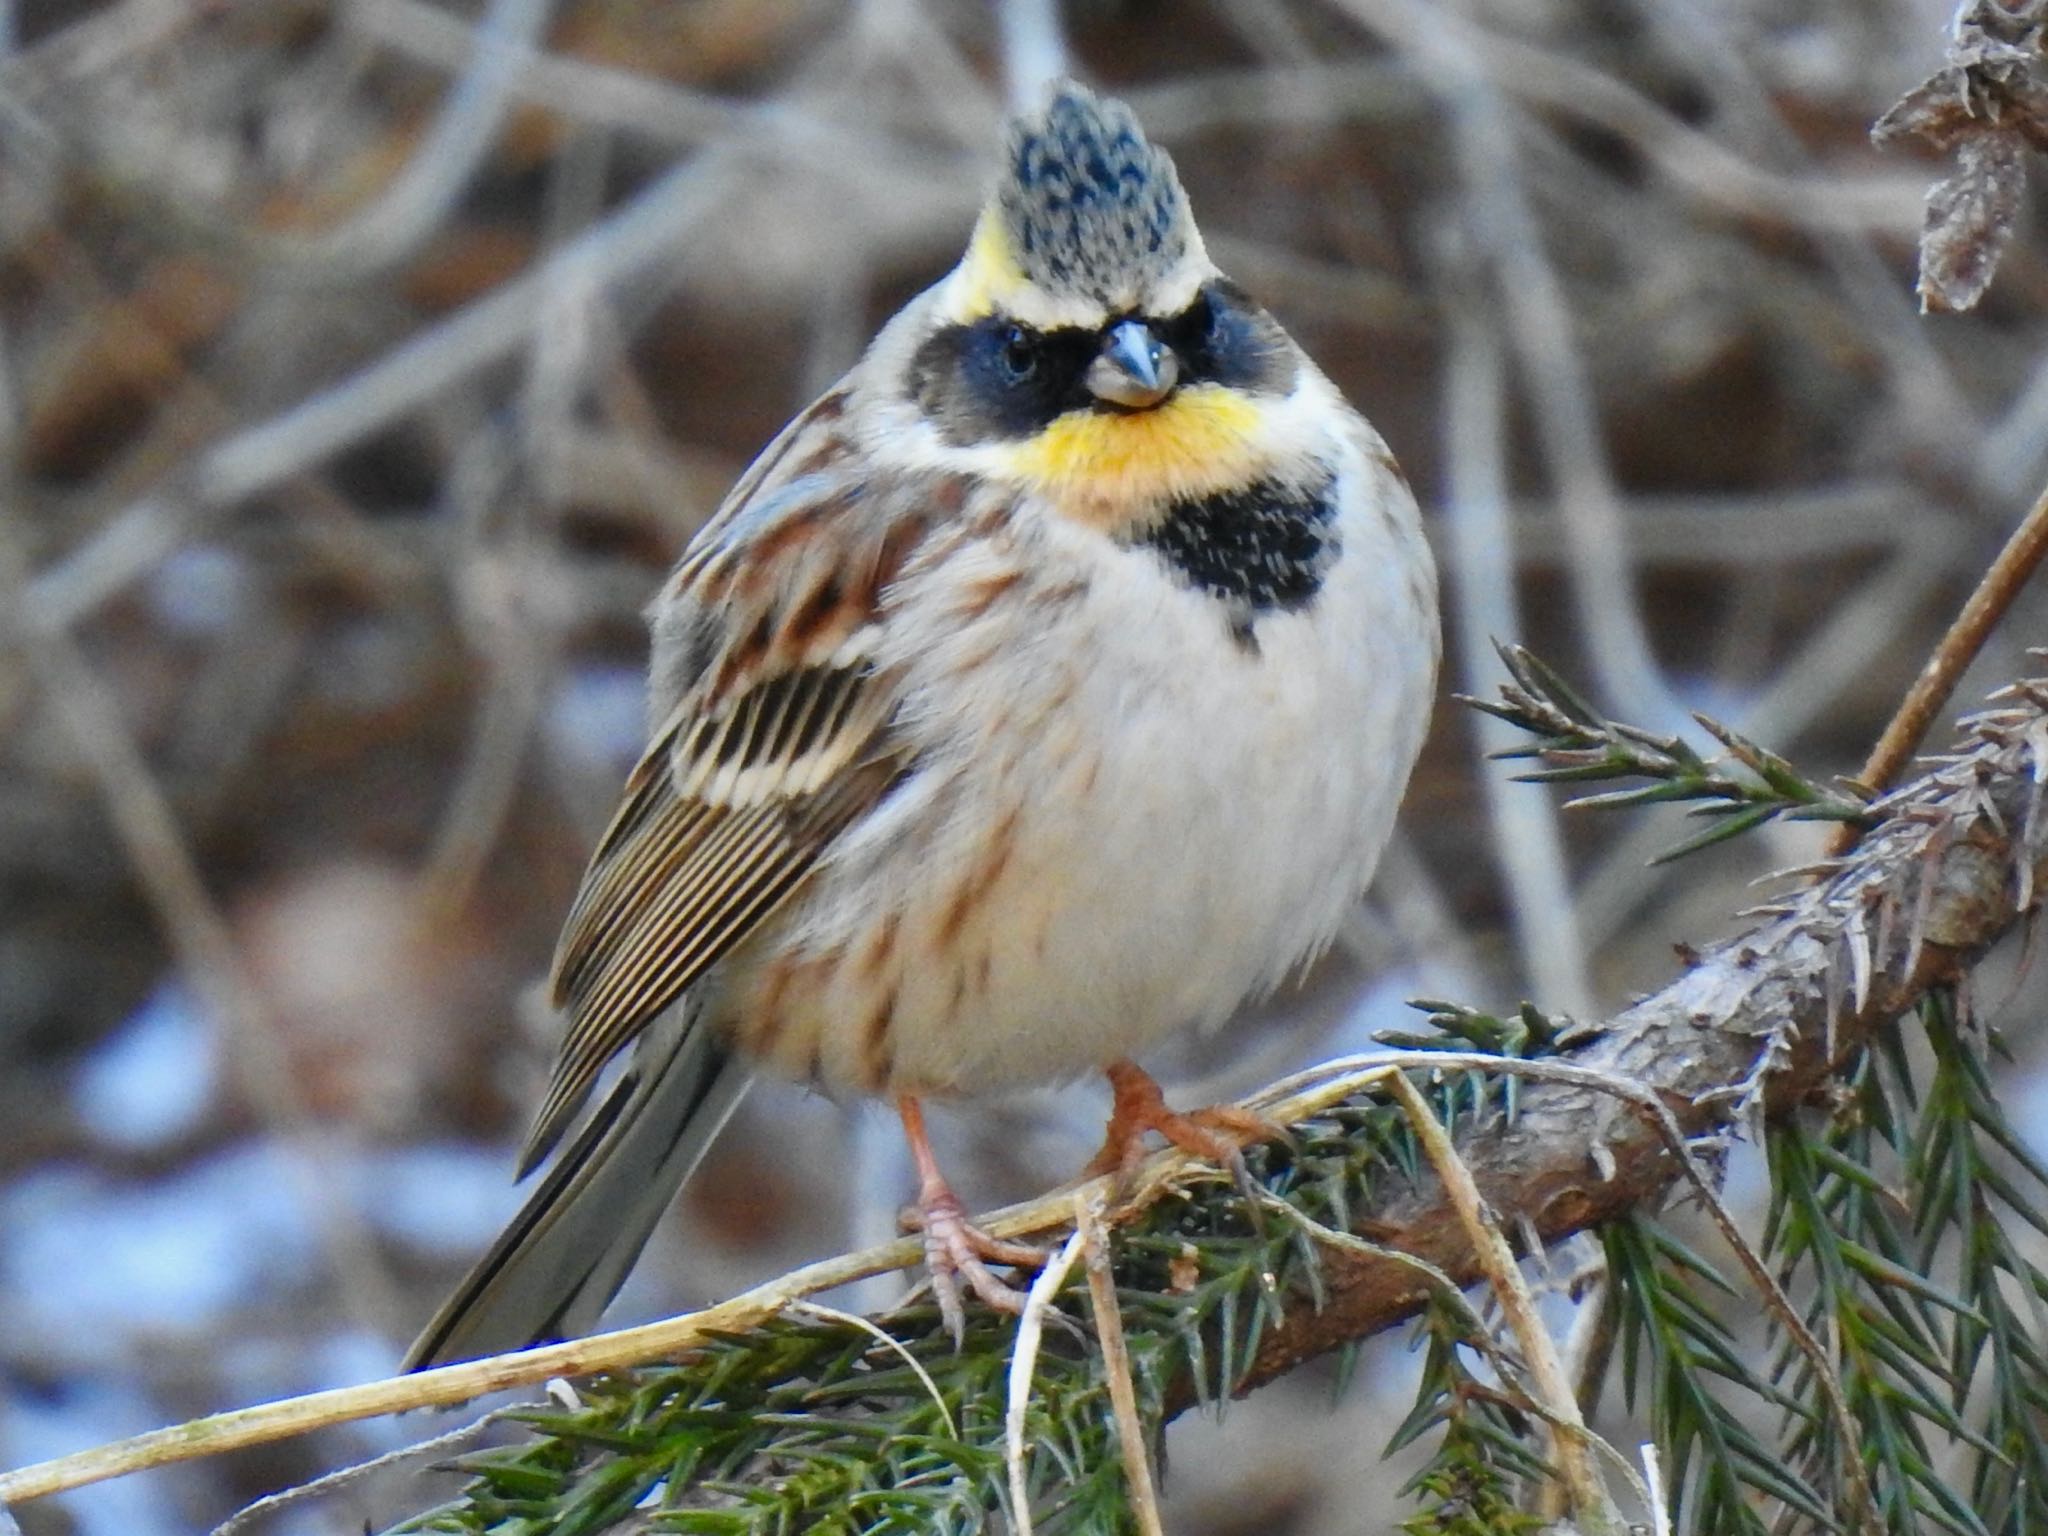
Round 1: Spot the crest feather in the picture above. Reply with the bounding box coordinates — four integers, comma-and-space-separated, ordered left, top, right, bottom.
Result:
995, 80, 1191, 309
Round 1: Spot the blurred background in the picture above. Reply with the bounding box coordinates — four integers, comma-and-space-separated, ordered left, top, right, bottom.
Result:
4, 0, 2047, 1531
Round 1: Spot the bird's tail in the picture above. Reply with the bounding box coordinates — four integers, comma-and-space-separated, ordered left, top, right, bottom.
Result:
402, 1008, 750, 1370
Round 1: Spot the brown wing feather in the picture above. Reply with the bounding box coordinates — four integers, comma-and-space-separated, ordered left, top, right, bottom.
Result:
517, 390, 946, 1173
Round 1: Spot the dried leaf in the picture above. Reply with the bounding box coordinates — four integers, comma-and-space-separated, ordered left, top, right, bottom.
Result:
1873, 64, 1984, 152
1873, 2, 2048, 311
1919, 131, 2029, 311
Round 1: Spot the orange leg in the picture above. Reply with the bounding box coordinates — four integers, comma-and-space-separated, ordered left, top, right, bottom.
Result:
1083, 1058, 1282, 1184
897, 1095, 1048, 1343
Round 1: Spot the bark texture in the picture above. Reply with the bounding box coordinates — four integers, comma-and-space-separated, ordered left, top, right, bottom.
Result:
1229, 682, 2048, 1398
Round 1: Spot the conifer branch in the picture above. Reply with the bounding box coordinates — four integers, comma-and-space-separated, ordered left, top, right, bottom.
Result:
8, 666, 2048, 1531
1229, 663, 2048, 1401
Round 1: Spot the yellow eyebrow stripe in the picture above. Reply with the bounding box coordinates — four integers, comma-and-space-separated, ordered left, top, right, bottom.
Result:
945, 213, 1031, 323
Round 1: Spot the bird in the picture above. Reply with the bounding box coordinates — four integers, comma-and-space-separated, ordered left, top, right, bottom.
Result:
404, 78, 1439, 1368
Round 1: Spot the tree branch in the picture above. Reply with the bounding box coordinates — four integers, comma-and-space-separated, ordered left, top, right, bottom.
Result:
1230, 670, 2048, 1396
4, 669, 2045, 1522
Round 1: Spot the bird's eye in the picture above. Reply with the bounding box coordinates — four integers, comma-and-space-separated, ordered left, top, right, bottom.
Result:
1199, 291, 1244, 359
1164, 290, 1232, 376
998, 325, 1040, 383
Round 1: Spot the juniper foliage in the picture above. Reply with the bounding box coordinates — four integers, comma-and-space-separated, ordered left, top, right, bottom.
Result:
387, 1056, 1536, 1534
378, 658, 2048, 1534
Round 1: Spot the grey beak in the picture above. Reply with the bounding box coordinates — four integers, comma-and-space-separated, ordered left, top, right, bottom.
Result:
1085, 320, 1180, 409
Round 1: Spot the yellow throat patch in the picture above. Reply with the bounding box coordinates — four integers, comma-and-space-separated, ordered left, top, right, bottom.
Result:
998, 384, 1269, 525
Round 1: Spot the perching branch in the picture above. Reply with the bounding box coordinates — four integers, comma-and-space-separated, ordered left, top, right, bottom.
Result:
7, 658, 2048, 1528
1224, 665, 2048, 1398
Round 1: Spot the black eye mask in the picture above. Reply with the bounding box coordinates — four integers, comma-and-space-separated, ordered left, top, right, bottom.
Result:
907, 282, 1299, 447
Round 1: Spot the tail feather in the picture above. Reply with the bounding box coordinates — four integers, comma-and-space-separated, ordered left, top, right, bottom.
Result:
403, 1008, 750, 1371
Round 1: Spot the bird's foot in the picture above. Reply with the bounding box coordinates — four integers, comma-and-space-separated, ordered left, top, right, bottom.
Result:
1084, 1059, 1286, 1203
901, 1184, 1047, 1344
895, 1093, 1048, 1343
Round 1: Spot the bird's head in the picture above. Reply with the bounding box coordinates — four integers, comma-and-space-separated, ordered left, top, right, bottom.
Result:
907, 81, 1306, 521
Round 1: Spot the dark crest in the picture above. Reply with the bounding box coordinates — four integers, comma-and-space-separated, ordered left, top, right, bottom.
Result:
996, 81, 1192, 307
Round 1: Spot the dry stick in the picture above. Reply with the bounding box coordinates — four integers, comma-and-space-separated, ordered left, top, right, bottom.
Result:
1827, 479, 2048, 855
1385, 1070, 1622, 1532
1005, 1220, 1090, 1536
1641, 1445, 1672, 1536
0, 1062, 1399, 1507
1259, 1191, 1660, 1523
1393, 0, 1677, 735
0, 1234, 934, 1508
0, 1236, 928, 1509
1080, 1195, 1166, 1536
1363, 1050, 1879, 1536
207, 1410, 514, 1536
784, 1300, 958, 1442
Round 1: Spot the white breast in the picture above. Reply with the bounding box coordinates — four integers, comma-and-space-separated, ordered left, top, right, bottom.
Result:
723, 394, 1439, 1100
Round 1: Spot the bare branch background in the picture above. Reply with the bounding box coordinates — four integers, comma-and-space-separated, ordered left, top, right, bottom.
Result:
4, 0, 2047, 1532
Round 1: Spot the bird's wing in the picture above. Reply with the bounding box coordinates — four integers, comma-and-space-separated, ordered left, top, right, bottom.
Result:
519, 389, 949, 1172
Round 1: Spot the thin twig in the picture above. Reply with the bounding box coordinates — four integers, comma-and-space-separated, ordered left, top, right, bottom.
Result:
1250, 1185, 1668, 1509
1357, 1049, 1881, 1536
1641, 1443, 1671, 1536
783, 1300, 957, 1442
1005, 1220, 1089, 1536
1338, 0, 1682, 732
255, 0, 551, 278
1386, 1069, 1622, 1531
996, 0, 1068, 111
414, 426, 554, 920
207, 1409, 515, 1536
1563, 1269, 1618, 1429
1080, 1193, 1165, 1536
1827, 477, 2048, 853
1251, 1193, 1475, 1319
11, 113, 968, 635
